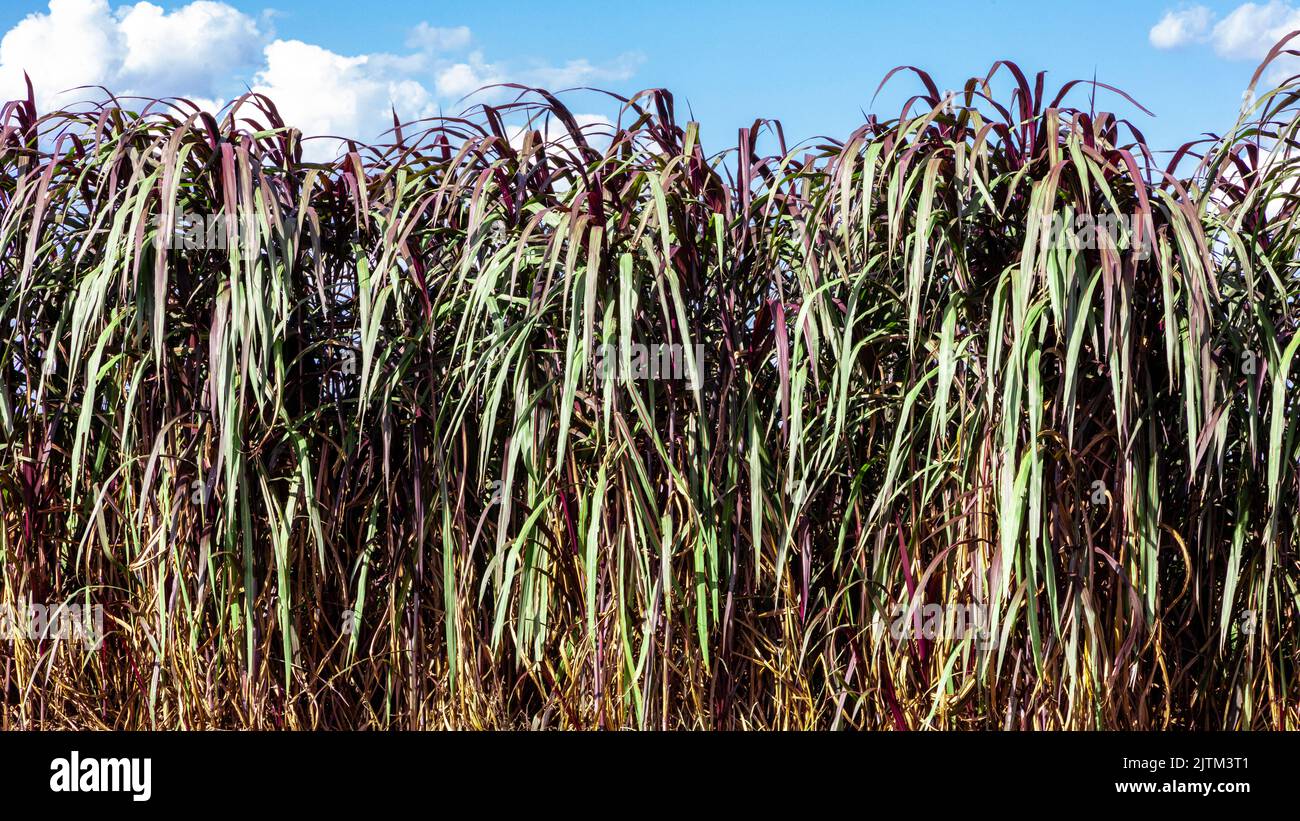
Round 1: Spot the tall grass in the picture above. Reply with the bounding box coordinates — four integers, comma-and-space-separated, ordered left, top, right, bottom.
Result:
1, 38, 1299, 729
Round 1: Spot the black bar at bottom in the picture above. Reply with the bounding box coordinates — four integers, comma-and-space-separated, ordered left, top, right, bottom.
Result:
0, 730, 1282, 809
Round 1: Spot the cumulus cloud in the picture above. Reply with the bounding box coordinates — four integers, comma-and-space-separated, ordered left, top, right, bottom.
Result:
1149, 6, 1214, 48
117, 1, 263, 96
251, 39, 438, 150
0, 0, 640, 160
1211, 1, 1300, 59
435, 53, 506, 100
405, 23, 471, 52
0, 0, 264, 109
1150, 3, 1300, 58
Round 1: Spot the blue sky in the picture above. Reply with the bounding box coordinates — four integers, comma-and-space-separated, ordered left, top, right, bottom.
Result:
0, 0, 1295, 157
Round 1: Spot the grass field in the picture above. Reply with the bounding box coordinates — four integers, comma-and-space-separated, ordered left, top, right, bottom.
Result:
2, 37, 1299, 729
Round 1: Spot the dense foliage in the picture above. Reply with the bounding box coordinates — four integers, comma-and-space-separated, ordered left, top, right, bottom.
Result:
2, 40, 1300, 728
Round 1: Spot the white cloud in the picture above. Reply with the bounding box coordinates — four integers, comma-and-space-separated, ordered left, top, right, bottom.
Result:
508, 112, 612, 151
1149, 6, 1214, 48
0, 0, 126, 106
432, 51, 643, 101
118, 2, 263, 97
405, 23, 470, 52
1150, 3, 1300, 59
250, 39, 443, 158
525, 54, 644, 89
1211, 1, 1300, 59
0, 1, 641, 158
435, 53, 506, 100
0, 0, 264, 108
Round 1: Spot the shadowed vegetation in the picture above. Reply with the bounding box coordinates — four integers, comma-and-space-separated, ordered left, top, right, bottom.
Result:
2, 38, 1300, 729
